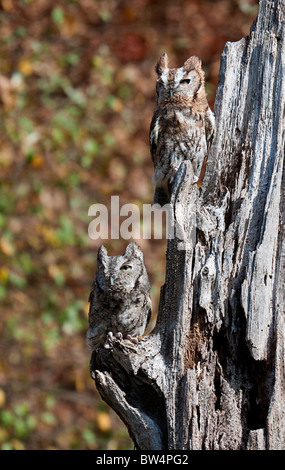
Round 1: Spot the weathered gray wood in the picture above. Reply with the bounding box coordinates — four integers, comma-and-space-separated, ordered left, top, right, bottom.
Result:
89, 0, 285, 450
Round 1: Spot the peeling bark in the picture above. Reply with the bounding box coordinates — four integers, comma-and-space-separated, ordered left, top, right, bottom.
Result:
89, 0, 285, 450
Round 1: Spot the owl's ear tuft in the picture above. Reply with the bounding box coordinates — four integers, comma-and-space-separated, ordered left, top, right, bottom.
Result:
125, 241, 143, 260
155, 52, 169, 75
97, 245, 108, 266
183, 56, 202, 72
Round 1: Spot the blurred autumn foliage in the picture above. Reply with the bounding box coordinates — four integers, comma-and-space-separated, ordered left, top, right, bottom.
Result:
0, 0, 258, 450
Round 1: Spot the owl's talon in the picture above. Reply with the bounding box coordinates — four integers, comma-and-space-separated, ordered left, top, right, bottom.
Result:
126, 334, 139, 345
104, 331, 133, 349
105, 333, 138, 352
104, 331, 115, 349
169, 167, 178, 184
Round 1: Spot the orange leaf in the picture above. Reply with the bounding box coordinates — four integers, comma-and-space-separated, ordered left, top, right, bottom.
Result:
97, 412, 111, 433
18, 59, 33, 76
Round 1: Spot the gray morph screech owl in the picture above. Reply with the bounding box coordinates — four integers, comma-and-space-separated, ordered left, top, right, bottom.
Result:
87, 241, 152, 351
150, 52, 216, 205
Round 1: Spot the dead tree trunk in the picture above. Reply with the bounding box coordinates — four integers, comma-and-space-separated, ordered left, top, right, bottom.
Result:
89, 0, 285, 450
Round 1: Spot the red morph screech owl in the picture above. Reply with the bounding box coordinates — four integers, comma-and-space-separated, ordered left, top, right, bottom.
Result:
150, 52, 216, 205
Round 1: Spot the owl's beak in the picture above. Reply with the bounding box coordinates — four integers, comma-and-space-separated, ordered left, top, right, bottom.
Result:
110, 276, 114, 285
170, 88, 174, 98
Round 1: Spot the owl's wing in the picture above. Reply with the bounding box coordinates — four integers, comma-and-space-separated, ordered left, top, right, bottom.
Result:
205, 107, 216, 151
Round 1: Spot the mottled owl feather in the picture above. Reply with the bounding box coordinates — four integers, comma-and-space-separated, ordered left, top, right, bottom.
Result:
150, 52, 215, 205
87, 241, 152, 350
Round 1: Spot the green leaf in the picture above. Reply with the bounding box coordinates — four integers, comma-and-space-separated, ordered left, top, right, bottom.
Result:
9, 272, 27, 289
56, 216, 75, 244
83, 428, 96, 445
41, 412, 57, 425
60, 300, 85, 334
52, 128, 65, 145
0, 410, 14, 427
52, 7, 65, 25
81, 154, 93, 168
83, 139, 100, 155
0, 285, 7, 300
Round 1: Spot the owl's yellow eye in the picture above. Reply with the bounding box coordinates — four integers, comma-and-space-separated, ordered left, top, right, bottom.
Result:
120, 264, 132, 271
180, 79, 191, 85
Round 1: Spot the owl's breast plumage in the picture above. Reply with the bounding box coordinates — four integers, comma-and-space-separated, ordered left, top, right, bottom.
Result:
151, 106, 207, 185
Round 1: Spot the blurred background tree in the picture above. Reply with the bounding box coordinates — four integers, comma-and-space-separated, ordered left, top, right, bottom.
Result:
0, 0, 258, 450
